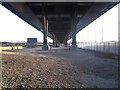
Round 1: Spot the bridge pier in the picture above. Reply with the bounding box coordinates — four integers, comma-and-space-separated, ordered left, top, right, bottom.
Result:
53, 34, 59, 46
64, 37, 67, 47
53, 34, 56, 46
70, 5, 78, 50
70, 31, 77, 49
42, 15, 49, 50
53, 38, 55, 46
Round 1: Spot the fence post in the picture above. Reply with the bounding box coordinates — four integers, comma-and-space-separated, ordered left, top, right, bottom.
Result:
91, 42, 92, 50
116, 41, 118, 55
108, 42, 109, 53
96, 42, 98, 51
103, 42, 105, 53
105, 42, 106, 53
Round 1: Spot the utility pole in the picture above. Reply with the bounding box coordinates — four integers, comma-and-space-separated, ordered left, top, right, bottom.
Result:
87, 34, 89, 43
95, 30, 96, 43
102, 27, 104, 43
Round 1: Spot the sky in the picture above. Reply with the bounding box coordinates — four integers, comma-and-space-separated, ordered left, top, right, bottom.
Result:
0, 4, 52, 42
76, 4, 118, 43
0, 3, 119, 43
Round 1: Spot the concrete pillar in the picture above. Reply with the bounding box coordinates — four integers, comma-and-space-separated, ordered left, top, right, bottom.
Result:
118, 4, 120, 43
53, 34, 55, 46
53, 38, 55, 46
72, 26, 76, 46
70, 5, 78, 49
118, 3, 120, 60
64, 37, 67, 47
0, 2, 1, 4
0, 0, 2, 4
117, 3, 120, 57
42, 15, 49, 50
70, 23, 77, 49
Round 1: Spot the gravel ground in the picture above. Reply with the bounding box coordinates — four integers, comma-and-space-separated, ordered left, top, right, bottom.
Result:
29, 47, 118, 88
1, 47, 118, 88
1, 52, 86, 89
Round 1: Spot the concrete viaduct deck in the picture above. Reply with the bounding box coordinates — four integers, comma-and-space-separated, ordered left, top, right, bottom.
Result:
0, 1, 119, 50
0, 1, 119, 88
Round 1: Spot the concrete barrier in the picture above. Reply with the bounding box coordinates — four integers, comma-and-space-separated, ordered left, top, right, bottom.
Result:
78, 42, 119, 56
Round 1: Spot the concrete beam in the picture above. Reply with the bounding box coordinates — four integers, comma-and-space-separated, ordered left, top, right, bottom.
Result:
48, 21, 70, 23
49, 32, 70, 34
3, 0, 118, 2
2, 2, 53, 39
28, 3, 91, 6
37, 14, 71, 18
37, 14, 83, 18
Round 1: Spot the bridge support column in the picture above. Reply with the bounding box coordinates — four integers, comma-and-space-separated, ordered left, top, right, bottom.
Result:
64, 37, 67, 47
70, 29, 77, 49
70, 5, 78, 50
42, 16, 49, 50
70, 33, 77, 49
0, 1, 2, 4
53, 34, 55, 46
118, 3, 120, 60
53, 38, 55, 46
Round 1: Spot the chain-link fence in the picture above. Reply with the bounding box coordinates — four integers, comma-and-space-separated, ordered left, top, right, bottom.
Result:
78, 41, 119, 56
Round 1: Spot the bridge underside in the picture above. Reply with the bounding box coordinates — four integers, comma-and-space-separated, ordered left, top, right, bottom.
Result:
1, 2, 119, 46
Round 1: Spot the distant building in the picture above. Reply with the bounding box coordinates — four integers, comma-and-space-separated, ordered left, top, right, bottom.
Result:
1, 42, 13, 46
27, 38, 37, 43
27, 38, 37, 48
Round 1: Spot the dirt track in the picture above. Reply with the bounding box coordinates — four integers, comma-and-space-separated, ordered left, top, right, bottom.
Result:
2, 52, 85, 88
1, 47, 118, 88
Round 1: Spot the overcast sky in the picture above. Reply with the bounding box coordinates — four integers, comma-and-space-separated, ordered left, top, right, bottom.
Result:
76, 4, 118, 42
0, 3, 119, 43
0, 4, 52, 42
